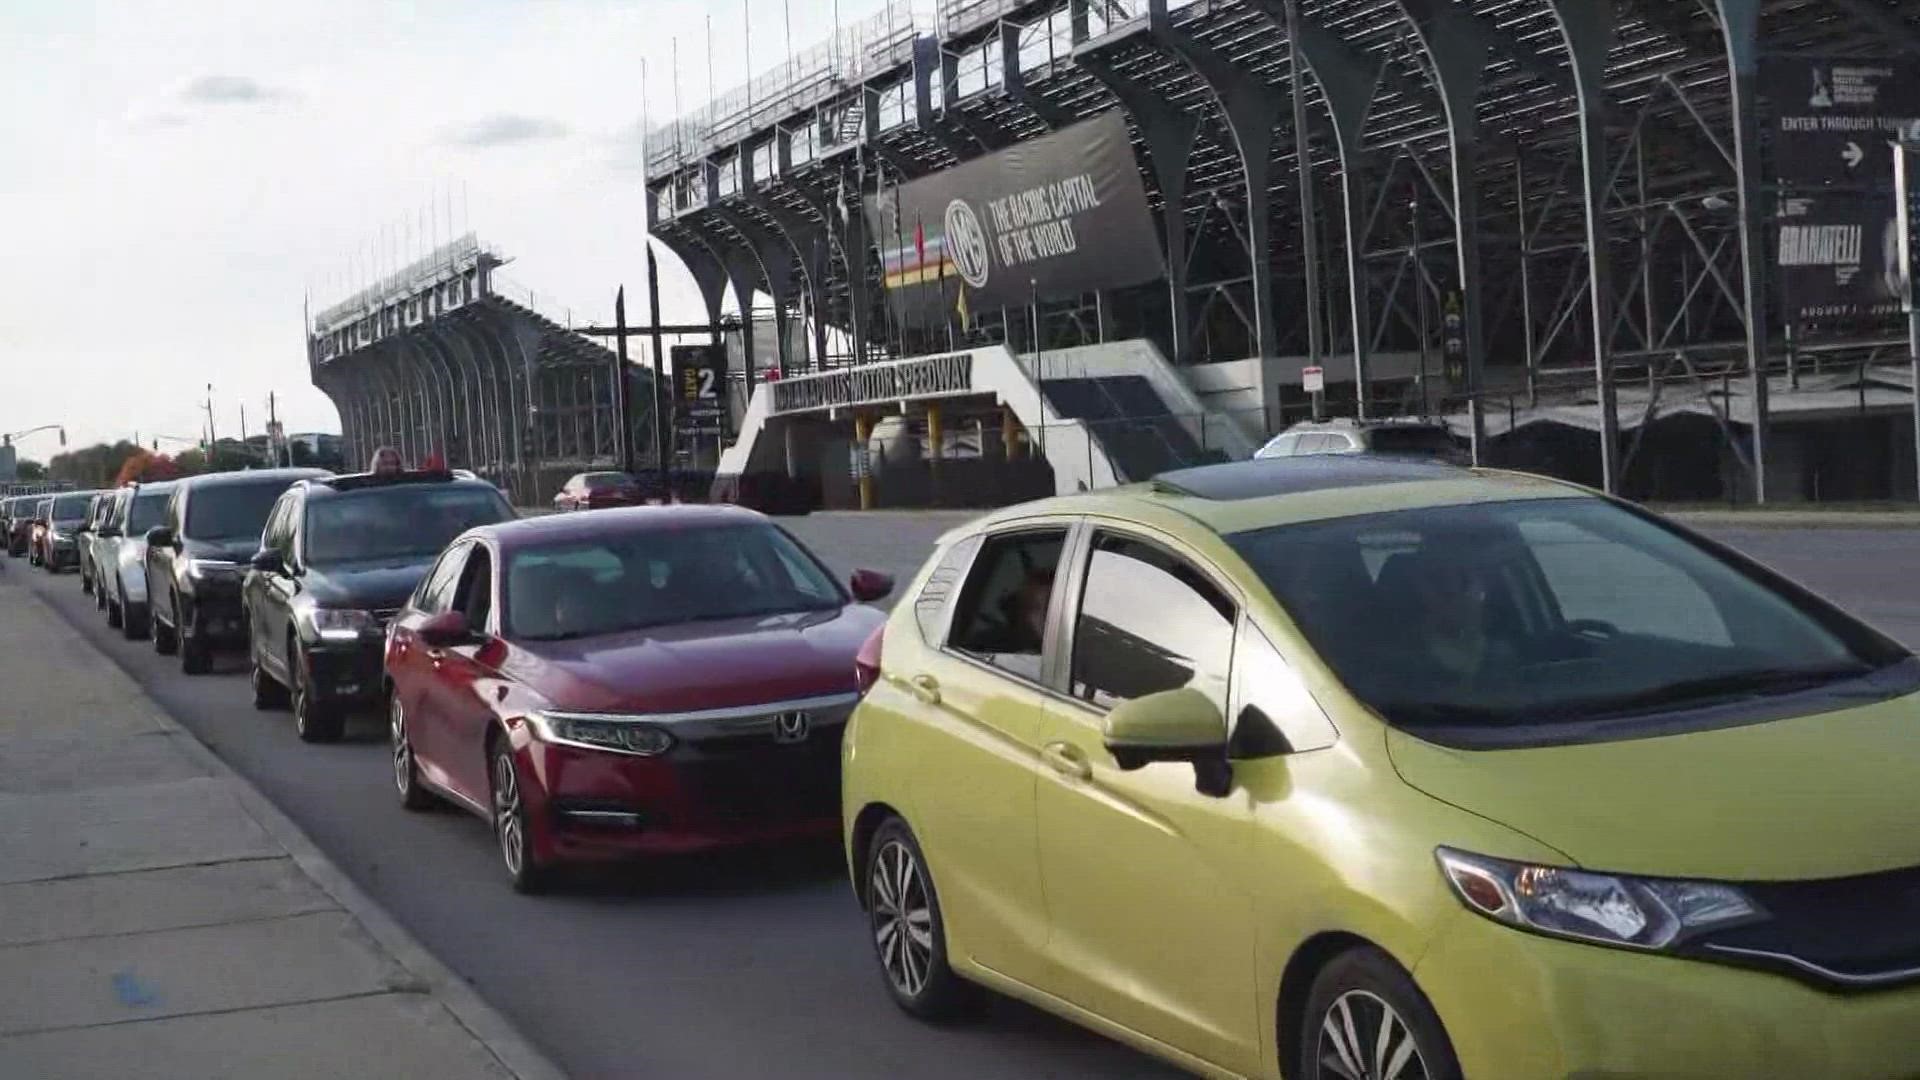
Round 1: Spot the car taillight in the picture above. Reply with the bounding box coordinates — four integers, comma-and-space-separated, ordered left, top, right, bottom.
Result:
854, 623, 885, 695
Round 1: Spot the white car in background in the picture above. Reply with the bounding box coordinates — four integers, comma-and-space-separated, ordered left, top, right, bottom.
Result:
1255, 417, 1465, 463
95, 479, 179, 639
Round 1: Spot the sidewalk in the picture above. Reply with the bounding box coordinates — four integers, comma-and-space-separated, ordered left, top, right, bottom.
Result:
0, 573, 566, 1080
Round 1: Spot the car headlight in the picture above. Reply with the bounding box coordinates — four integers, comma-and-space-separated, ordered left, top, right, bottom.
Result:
525, 710, 674, 756
1437, 848, 1764, 951
185, 557, 242, 581
302, 607, 377, 641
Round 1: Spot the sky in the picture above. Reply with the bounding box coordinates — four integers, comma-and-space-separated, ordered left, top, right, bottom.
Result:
0, 0, 916, 457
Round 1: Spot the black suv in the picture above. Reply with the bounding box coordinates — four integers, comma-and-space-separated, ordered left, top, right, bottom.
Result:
145, 469, 332, 673
243, 470, 514, 741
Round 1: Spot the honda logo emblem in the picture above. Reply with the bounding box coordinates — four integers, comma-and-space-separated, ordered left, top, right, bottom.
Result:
773, 711, 811, 744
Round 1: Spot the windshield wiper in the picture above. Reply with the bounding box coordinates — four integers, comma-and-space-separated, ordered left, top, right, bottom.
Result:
1546, 663, 1877, 720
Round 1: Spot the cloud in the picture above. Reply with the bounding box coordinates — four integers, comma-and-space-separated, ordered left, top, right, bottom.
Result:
178, 75, 291, 105
448, 113, 570, 148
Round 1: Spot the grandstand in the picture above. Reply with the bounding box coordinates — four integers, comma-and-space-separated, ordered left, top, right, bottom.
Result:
646, 0, 1920, 507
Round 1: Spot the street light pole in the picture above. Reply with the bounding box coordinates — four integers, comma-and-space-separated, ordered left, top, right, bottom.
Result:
1896, 134, 1920, 503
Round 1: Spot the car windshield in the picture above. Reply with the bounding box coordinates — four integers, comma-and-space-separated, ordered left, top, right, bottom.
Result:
52, 494, 90, 522
505, 522, 845, 641
128, 492, 170, 533
305, 485, 513, 565
1368, 426, 1457, 456
1230, 498, 1904, 743
185, 481, 292, 540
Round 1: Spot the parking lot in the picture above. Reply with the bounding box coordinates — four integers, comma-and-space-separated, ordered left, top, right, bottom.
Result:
12, 513, 1920, 1079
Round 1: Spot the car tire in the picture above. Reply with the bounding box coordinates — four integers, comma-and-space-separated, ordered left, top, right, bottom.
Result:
1297, 947, 1461, 1080
152, 593, 179, 655
391, 696, 438, 811
489, 737, 552, 893
82, 567, 93, 595
123, 599, 148, 641
250, 648, 289, 711
290, 642, 344, 743
179, 598, 212, 675
105, 588, 122, 629
864, 817, 976, 1021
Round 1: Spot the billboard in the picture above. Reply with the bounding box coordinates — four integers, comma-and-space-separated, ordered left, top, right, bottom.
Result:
671, 344, 727, 437
865, 112, 1164, 322
1775, 192, 1905, 321
1763, 58, 1920, 186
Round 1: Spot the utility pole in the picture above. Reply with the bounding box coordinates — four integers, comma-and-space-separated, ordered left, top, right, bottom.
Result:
204, 384, 217, 455
614, 286, 636, 476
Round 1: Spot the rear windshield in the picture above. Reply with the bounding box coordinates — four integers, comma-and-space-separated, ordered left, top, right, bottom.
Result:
185, 481, 293, 540
1368, 426, 1457, 456
52, 494, 90, 520
1230, 498, 1906, 746
505, 523, 844, 641
582, 473, 632, 491
305, 485, 513, 565
128, 492, 170, 533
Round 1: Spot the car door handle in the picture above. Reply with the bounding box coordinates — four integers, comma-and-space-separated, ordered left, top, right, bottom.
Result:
907, 674, 941, 705
1041, 741, 1092, 781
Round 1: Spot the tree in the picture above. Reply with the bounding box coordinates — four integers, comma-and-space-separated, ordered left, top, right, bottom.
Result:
114, 451, 182, 487
173, 449, 208, 475
16, 459, 45, 481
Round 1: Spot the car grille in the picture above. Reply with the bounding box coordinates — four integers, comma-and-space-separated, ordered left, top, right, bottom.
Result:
678, 735, 841, 825
1690, 864, 1920, 990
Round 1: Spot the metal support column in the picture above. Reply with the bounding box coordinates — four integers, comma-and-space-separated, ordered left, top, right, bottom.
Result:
1398, 0, 1491, 460
1717, 0, 1770, 502
1291, 18, 1378, 418
1282, 0, 1327, 390
1549, 0, 1621, 493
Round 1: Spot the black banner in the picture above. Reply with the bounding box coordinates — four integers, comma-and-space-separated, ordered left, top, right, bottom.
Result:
672, 344, 727, 437
1775, 193, 1905, 322
865, 112, 1163, 322
1763, 58, 1920, 187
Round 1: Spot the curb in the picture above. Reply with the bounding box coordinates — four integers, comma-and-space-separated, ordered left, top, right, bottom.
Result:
3, 576, 568, 1080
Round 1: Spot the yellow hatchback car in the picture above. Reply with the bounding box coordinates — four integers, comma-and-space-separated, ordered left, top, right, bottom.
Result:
842, 457, 1920, 1080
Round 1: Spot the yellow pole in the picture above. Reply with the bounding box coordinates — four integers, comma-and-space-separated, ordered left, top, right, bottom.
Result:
854, 412, 874, 510
925, 402, 943, 506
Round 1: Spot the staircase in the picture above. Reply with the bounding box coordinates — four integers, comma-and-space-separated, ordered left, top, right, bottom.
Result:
1040, 375, 1226, 482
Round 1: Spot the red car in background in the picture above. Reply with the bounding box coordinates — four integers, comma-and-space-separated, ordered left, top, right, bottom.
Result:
551, 471, 647, 512
382, 505, 893, 891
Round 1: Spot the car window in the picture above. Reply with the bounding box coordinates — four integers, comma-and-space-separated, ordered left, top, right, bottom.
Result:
128, 491, 169, 535
501, 523, 845, 641
1293, 434, 1330, 454
947, 528, 1069, 684
304, 485, 511, 565
454, 546, 494, 632
915, 535, 982, 643
52, 494, 90, 521
1069, 533, 1235, 711
1229, 621, 1337, 757
415, 543, 469, 615
1263, 434, 1299, 458
185, 481, 291, 540
1230, 498, 1897, 743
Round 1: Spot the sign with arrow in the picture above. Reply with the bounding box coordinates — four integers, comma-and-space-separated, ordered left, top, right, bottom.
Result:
1763, 58, 1919, 187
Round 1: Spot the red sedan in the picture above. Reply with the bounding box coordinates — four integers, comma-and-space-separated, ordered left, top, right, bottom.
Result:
382, 505, 892, 891
551, 471, 648, 512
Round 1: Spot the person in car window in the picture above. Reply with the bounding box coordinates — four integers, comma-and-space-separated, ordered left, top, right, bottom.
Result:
972, 569, 1053, 656
369, 446, 404, 476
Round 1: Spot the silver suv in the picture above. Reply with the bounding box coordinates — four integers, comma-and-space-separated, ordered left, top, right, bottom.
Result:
1254, 418, 1463, 462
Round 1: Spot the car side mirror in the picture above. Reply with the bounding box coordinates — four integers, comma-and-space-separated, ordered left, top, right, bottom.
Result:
1103, 688, 1233, 798
250, 549, 285, 574
849, 568, 894, 603
145, 526, 174, 549
418, 610, 474, 647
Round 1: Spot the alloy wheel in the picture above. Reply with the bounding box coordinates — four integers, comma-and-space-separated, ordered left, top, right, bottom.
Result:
870, 840, 935, 1000
391, 699, 413, 796
493, 750, 525, 877
1315, 990, 1430, 1080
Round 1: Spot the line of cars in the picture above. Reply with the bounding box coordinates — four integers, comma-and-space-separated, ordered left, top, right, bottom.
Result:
16, 456, 1920, 1078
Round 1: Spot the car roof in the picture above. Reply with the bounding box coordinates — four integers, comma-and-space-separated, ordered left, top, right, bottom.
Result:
180, 468, 331, 491
954, 458, 1593, 540
472, 503, 767, 552
299, 470, 495, 500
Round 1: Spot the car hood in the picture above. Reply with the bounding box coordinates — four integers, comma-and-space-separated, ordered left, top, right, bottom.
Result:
1387, 689, 1920, 881
302, 558, 434, 610
508, 605, 886, 714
